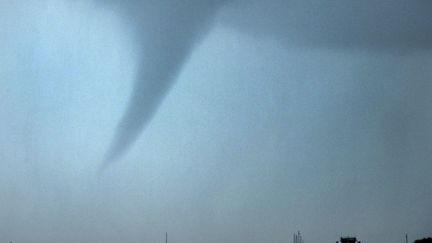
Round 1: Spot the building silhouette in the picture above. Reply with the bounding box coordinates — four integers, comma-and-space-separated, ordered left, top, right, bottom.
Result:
415, 237, 432, 243
293, 231, 304, 243
336, 237, 361, 243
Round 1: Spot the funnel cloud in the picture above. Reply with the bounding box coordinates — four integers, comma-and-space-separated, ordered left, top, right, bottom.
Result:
103, 0, 229, 165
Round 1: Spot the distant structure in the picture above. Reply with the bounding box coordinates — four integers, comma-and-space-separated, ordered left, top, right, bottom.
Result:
336, 237, 361, 243
414, 237, 432, 243
293, 231, 304, 243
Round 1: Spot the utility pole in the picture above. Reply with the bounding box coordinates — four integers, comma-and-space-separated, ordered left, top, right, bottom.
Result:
406, 234, 408, 243
166, 232, 168, 243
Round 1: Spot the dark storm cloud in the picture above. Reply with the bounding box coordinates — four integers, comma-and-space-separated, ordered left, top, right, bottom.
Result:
104, 0, 432, 164
223, 0, 432, 49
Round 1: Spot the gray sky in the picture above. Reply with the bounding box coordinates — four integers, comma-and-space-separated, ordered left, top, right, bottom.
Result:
0, 1, 431, 243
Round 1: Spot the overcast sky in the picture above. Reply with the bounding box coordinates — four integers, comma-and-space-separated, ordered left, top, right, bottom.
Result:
0, 1, 431, 243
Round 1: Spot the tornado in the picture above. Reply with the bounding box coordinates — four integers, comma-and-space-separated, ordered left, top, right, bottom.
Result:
102, 0, 229, 166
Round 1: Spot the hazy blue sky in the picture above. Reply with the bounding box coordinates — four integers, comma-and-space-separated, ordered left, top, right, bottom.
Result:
0, 1, 431, 243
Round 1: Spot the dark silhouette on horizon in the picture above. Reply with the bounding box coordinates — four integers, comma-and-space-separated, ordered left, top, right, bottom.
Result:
415, 238, 432, 243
